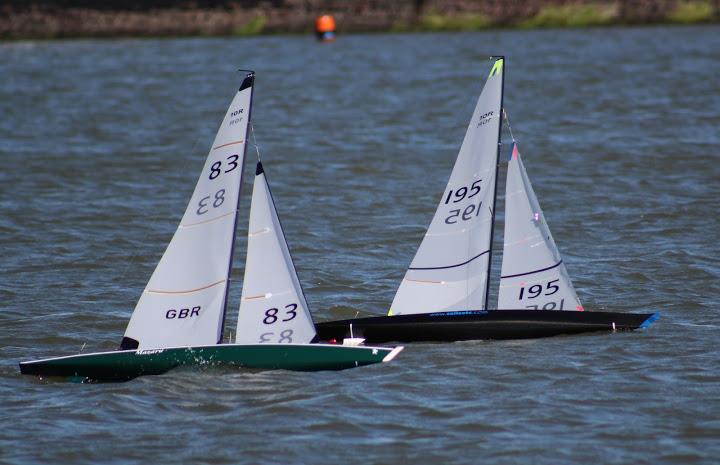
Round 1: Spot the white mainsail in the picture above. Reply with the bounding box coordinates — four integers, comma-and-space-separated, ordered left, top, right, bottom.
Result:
389, 58, 504, 315
122, 72, 255, 349
498, 143, 583, 311
235, 162, 317, 344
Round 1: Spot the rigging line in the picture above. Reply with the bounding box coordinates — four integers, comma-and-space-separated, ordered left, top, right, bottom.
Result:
503, 108, 517, 143
250, 123, 261, 161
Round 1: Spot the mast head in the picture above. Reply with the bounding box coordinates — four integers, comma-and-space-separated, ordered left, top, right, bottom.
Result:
238, 69, 255, 91
489, 57, 504, 78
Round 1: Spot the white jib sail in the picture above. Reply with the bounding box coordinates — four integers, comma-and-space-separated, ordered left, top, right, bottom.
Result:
389, 58, 504, 315
235, 162, 317, 345
123, 72, 255, 349
498, 143, 583, 311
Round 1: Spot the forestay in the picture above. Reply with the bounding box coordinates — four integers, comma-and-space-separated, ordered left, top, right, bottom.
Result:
389, 58, 504, 315
122, 72, 255, 350
235, 162, 317, 344
498, 144, 583, 311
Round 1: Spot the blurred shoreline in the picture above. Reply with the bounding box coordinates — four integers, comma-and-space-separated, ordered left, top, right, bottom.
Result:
1, 0, 718, 40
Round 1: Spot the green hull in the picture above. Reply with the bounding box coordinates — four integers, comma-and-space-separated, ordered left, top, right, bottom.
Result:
19, 343, 403, 382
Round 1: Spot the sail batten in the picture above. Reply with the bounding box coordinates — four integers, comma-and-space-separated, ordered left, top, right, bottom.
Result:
146, 279, 227, 295
409, 250, 490, 270
212, 140, 245, 150
501, 260, 563, 279
123, 72, 255, 349
180, 210, 237, 228
390, 58, 504, 315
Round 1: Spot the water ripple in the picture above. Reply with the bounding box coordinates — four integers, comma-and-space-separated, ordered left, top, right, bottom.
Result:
2, 26, 719, 465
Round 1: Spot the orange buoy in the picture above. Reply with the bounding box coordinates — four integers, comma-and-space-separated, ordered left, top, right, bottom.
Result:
314, 14, 336, 42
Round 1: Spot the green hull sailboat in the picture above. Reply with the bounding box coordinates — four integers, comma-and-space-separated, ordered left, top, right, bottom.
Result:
20, 344, 402, 382
20, 71, 402, 382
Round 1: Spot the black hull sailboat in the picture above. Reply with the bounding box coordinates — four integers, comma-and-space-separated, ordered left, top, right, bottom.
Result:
318, 57, 658, 344
317, 310, 659, 344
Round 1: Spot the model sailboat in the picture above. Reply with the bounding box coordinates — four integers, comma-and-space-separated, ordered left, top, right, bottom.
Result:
20, 72, 402, 381
316, 57, 658, 343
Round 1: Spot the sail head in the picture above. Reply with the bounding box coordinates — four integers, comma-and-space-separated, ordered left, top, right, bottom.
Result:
498, 144, 583, 311
390, 58, 504, 315
235, 162, 317, 345
122, 72, 255, 349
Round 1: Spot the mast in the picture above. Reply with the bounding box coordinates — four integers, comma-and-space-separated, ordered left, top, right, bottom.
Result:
218, 70, 255, 343
484, 56, 505, 310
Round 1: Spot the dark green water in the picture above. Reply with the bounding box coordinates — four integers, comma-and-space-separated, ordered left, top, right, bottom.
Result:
1, 26, 719, 464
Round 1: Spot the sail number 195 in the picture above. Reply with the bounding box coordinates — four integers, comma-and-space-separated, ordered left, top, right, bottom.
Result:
444, 180, 483, 224
446, 201, 482, 224
518, 279, 560, 300
444, 180, 482, 204
518, 279, 559, 300
518, 279, 564, 309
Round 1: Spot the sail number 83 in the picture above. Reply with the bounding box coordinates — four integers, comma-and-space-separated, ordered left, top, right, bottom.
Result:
258, 303, 298, 343
263, 303, 298, 324
208, 154, 240, 180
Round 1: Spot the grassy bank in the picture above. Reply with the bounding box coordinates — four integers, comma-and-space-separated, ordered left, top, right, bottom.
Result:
395, 1, 716, 32
233, 15, 266, 36
0, 1, 717, 40
666, 1, 716, 23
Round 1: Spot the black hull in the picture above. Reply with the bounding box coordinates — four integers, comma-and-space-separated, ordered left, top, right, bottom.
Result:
316, 310, 659, 343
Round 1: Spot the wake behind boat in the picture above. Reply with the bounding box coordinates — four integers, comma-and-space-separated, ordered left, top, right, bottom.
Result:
20, 72, 402, 382
316, 57, 658, 344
